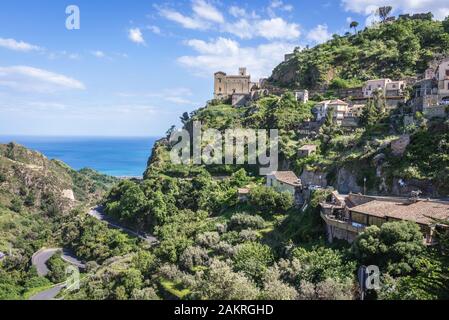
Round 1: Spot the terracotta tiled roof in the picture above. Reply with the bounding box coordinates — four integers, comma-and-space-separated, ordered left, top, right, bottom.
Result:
271, 171, 301, 187
328, 99, 349, 106
350, 199, 449, 225
318, 99, 349, 106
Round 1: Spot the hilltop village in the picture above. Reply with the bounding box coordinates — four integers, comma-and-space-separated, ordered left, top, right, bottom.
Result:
212, 58, 449, 246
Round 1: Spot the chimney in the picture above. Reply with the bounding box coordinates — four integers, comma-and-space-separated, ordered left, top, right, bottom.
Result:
239, 67, 247, 76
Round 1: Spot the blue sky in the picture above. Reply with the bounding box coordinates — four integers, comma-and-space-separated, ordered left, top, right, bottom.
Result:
1, 0, 448, 137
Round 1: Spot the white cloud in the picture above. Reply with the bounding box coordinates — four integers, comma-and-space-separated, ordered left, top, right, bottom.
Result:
229, 6, 246, 18
128, 28, 146, 44
222, 17, 300, 40
255, 18, 300, 40
0, 38, 42, 52
0, 66, 86, 93
147, 25, 161, 34
307, 24, 332, 44
178, 37, 296, 80
192, 0, 224, 23
158, 2, 298, 40
269, 0, 294, 12
91, 50, 105, 58
341, 0, 449, 20
158, 7, 209, 30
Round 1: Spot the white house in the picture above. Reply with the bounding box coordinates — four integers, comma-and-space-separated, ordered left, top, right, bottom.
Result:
314, 99, 349, 124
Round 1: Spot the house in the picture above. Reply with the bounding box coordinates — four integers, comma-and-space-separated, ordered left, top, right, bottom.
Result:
298, 144, 317, 158
320, 192, 449, 244
238, 187, 251, 202
294, 90, 309, 104
363, 79, 392, 98
314, 99, 349, 124
0, 252, 5, 260
411, 58, 449, 117
346, 104, 365, 117
385, 80, 406, 97
267, 171, 301, 196
436, 57, 449, 103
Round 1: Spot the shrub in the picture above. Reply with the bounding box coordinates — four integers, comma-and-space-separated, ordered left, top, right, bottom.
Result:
9, 197, 23, 213
179, 246, 210, 270
233, 242, 274, 281
228, 213, 265, 231
238, 230, 260, 242
47, 254, 68, 284
191, 259, 259, 300
196, 232, 220, 248
249, 186, 294, 215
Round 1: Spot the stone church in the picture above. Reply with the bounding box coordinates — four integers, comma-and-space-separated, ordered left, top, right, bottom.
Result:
213, 68, 255, 100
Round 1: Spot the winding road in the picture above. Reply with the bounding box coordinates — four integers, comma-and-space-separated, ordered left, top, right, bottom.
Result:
88, 206, 158, 244
30, 248, 85, 300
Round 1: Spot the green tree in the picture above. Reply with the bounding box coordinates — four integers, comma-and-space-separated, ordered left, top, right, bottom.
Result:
352, 221, 425, 276
443, 16, 449, 33
249, 186, 294, 215
350, 21, 359, 34
233, 242, 274, 281
192, 259, 260, 300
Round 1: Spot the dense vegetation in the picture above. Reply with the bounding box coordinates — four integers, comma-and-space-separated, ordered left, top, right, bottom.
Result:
0, 143, 118, 299
270, 15, 449, 88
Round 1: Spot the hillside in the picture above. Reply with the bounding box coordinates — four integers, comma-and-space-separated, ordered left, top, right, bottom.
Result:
0, 143, 120, 299
269, 15, 449, 89
0, 142, 117, 213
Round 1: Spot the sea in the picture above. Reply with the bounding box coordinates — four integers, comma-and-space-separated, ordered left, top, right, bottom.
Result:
0, 136, 158, 177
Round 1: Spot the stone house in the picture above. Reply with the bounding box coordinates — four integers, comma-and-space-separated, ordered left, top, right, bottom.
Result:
363, 79, 406, 98
386, 80, 406, 97
320, 192, 449, 244
267, 171, 302, 196
411, 58, 449, 117
314, 99, 349, 124
294, 90, 309, 104
346, 104, 365, 117
237, 187, 251, 202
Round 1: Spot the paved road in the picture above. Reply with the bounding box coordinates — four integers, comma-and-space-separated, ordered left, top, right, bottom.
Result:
29, 284, 65, 301
32, 248, 60, 277
88, 206, 158, 244
30, 248, 85, 300
32, 248, 85, 277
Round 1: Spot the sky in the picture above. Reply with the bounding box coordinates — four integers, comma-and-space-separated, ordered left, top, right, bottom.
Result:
1, 0, 448, 137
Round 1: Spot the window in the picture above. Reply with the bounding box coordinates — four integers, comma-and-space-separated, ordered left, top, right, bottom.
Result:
351, 212, 368, 225
446, 69, 449, 77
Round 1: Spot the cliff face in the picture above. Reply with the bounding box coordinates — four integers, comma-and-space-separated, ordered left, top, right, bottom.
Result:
0, 143, 117, 214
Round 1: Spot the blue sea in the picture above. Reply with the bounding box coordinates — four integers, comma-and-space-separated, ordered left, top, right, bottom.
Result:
0, 136, 158, 177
